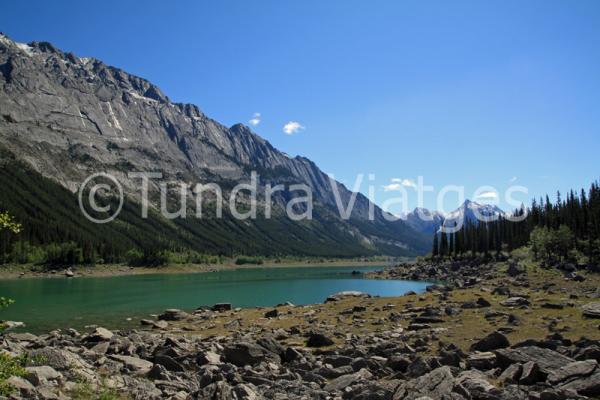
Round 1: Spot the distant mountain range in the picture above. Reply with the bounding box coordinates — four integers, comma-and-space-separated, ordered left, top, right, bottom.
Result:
0, 33, 431, 257
402, 200, 505, 235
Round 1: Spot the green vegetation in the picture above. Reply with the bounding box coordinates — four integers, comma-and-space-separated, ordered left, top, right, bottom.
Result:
0, 147, 425, 269
235, 255, 264, 265
431, 179, 600, 266
0, 211, 21, 234
70, 380, 128, 400
0, 353, 25, 397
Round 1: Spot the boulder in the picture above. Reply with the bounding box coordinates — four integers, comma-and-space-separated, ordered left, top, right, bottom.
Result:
393, 366, 455, 400
109, 355, 153, 375
158, 309, 189, 321
455, 370, 502, 399
519, 361, 546, 385
466, 352, 497, 370
85, 327, 113, 342
325, 291, 371, 302
141, 319, 168, 329
499, 363, 522, 384
470, 331, 510, 352
211, 303, 232, 312
501, 297, 530, 308
495, 346, 574, 374
323, 368, 372, 392
582, 302, 600, 319
559, 369, 600, 397
25, 366, 63, 386
196, 351, 221, 366
476, 297, 491, 307
507, 263, 525, 277
548, 360, 598, 385
306, 332, 334, 347
6, 376, 36, 396
223, 342, 280, 366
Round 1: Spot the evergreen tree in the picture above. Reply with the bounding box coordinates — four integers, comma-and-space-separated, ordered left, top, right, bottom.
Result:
432, 232, 439, 257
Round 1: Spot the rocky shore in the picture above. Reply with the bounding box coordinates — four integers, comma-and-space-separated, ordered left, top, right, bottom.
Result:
2, 259, 600, 399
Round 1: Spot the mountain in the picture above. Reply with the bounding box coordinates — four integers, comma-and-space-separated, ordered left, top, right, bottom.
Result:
441, 200, 505, 230
0, 33, 430, 258
402, 200, 505, 236
402, 208, 445, 234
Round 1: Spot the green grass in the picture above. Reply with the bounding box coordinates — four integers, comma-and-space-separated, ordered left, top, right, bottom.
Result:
0, 353, 26, 396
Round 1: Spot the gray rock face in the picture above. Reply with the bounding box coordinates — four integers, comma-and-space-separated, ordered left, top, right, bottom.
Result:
0, 33, 428, 256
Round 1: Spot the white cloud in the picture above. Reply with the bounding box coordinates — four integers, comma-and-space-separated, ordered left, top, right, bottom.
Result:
383, 183, 403, 192
283, 121, 304, 135
389, 178, 416, 188
508, 176, 517, 183
248, 112, 261, 126
477, 191, 499, 200
383, 178, 416, 191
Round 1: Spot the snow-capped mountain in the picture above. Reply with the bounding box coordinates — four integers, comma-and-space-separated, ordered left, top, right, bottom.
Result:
402, 200, 505, 235
441, 200, 505, 230
402, 208, 446, 234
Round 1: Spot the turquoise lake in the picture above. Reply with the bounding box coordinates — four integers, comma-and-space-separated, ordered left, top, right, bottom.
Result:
0, 265, 430, 333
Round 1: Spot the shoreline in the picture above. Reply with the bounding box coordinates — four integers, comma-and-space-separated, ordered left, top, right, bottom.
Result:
0, 259, 396, 280
2, 258, 600, 399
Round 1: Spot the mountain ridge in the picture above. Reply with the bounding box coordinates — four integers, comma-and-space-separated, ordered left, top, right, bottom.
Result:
402, 200, 505, 235
0, 32, 430, 257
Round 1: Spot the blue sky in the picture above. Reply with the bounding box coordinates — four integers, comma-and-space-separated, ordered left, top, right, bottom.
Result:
2, 0, 599, 214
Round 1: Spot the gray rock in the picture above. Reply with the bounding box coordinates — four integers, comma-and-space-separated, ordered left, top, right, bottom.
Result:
223, 342, 280, 366
109, 355, 153, 375
495, 346, 574, 374
325, 291, 371, 302
212, 303, 232, 312
306, 332, 334, 347
501, 297, 530, 308
455, 369, 502, 399
323, 368, 372, 392
548, 360, 598, 384
507, 263, 525, 277
499, 363, 522, 384
6, 376, 36, 396
85, 326, 114, 342
196, 350, 221, 366
470, 331, 510, 352
519, 361, 546, 385
466, 352, 497, 370
559, 369, 600, 397
582, 302, 600, 318
158, 309, 189, 321
393, 366, 455, 400
25, 366, 63, 386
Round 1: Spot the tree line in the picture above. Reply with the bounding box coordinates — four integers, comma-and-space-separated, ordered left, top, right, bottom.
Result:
432, 179, 600, 265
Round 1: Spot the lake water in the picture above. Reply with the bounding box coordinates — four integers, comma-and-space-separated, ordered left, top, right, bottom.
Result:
0, 265, 429, 333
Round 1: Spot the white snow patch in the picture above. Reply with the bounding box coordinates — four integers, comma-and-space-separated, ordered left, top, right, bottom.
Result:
15, 42, 34, 57
105, 102, 122, 131
77, 109, 86, 128
128, 91, 158, 104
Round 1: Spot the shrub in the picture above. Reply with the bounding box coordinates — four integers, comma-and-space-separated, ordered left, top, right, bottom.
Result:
0, 353, 25, 396
235, 256, 264, 265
